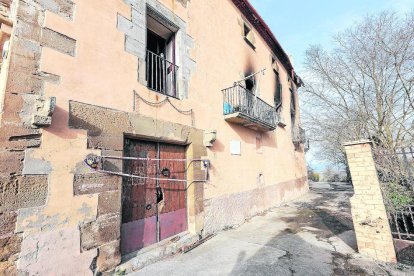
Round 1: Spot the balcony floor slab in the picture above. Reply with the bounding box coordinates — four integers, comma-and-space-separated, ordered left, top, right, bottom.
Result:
224, 112, 276, 132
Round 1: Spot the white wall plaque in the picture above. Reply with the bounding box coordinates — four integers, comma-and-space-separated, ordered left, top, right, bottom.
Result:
230, 140, 241, 155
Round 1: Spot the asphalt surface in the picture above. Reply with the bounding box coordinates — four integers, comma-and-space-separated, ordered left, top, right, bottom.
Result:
128, 182, 414, 276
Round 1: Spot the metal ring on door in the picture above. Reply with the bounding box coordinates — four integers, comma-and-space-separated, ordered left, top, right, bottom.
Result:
161, 167, 170, 177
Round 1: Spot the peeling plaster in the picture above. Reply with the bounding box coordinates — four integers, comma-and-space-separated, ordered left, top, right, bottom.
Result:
22, 149, 52, 175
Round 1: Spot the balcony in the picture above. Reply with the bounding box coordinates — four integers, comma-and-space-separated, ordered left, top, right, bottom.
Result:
146, 50, 179, 98
222, 84, 278, 132
292, 126, 307, 145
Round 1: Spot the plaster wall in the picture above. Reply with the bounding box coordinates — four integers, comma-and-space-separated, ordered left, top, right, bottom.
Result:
1, 0, 308, 273
38, 0, 306, 199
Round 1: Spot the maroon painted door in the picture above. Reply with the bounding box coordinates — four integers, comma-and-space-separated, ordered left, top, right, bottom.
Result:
121, 139, 187, 255
158, 143, 187, 241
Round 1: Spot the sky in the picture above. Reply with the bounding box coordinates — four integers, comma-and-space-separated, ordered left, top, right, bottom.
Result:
250, 0, 414, 171
250, 0, 414, 74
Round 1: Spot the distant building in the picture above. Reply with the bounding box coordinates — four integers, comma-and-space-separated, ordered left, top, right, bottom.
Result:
0, 0, 307, 274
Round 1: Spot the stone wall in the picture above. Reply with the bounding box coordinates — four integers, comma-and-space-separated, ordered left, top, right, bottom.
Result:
344, 140, 397, 263
118, 0, 196, 98
0, 0, 308, 274
69, 100, 207, 273
0, 0, 76, 274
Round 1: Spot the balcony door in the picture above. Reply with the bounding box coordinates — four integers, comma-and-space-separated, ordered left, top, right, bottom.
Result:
146, 14, 177, 97
165, 35, 176, 97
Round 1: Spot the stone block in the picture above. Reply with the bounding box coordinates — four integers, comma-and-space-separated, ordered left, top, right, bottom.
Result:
0, 93, 25, 124
14, 19, 42, 41
12, 37, 42, 60
131, 7, 146, 25
69, 100, 132, 135
22, 149, 52, 175
98, 191, 121, 217
0, 260, 16, 276
36, 0, 75, 19
0, 176, 19, 210
118, 14, 146, 42
73, 174, 120, 195
88, 135, 124, 151
6, 70, 43, 95
9, 53, 38, 73
16, 0, 41, 24
97, 240, 121, 273
17, 175, 48, 209
40, 28, 76, 56
0, 151, 24, 175
0, 234, 22, 262
80, 215, 121, 251
0, 212, 17, 237
0, 175, 48, 212
125, 36, 145, 59
101, 150, 123, 173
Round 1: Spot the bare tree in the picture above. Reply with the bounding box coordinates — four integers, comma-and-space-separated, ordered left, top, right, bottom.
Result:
302, 11, 414, 169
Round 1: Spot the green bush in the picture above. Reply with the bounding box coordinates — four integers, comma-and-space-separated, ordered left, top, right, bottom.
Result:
384, 181, 413, 210
310, 172, 320, 182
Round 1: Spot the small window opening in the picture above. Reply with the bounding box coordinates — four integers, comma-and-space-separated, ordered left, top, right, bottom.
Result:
245, 77, 255, 93
243, 22, 255, 49
146, 13, 178, 97
271, 57, 279, 73
290, 87, 296, 128
244, 24, 250, 37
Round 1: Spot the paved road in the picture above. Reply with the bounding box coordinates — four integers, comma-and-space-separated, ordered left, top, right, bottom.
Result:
129, 182, 413, 276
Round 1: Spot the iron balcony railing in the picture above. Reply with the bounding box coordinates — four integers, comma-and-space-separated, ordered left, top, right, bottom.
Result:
222, 84, 278, 129
293, 126, 306, 145
146, 50, 179, 98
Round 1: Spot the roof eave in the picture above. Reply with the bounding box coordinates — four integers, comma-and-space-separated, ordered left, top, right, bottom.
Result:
232, 0, 302, 86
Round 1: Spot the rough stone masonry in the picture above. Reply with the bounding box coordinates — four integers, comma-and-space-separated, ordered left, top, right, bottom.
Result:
0, 0, 76, 274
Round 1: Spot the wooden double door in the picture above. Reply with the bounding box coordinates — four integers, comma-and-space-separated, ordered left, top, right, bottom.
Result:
121, 139, 187, 255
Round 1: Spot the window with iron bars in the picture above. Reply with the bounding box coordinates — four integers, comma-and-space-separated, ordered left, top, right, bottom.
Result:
146, 15, 179, 98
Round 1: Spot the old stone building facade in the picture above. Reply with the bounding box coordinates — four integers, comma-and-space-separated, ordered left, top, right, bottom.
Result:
0, 0, 307, 274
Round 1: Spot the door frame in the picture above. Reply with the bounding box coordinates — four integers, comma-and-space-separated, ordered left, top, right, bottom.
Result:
69, 100, 207, 270
121, 137, 190, 255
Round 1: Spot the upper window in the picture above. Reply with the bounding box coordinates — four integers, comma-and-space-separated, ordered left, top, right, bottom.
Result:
146, 13, 178, 98
274, 72, 282, 112
242, 21, 256, 49
245, 75, 255, 93
290, 82, 296, 128
271, 56, 279, 73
